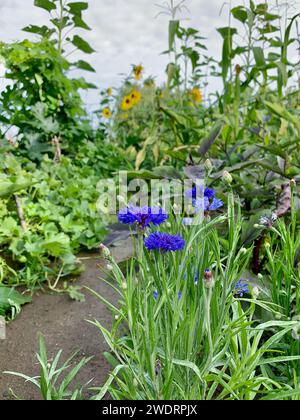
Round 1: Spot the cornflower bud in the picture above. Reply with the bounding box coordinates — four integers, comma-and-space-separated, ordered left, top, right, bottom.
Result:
99, 244, 111, 259
204, 269, 215, 289
204, 159, 213, 173
222, 171, 233, 185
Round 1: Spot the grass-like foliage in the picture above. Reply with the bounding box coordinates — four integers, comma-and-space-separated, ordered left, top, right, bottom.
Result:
87, 192, 300, 400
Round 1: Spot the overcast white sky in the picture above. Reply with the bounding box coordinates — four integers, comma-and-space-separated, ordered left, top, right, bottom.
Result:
0, 0, 299, 106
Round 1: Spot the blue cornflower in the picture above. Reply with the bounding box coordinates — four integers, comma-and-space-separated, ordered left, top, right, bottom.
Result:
206, 197, 223, 211
194, 197, 224, 212
144, 232, 185, 253
186, 186, 216, 200
232, 279, 250, 297
178, 291, 182, 300
186, 186, 223, 213
118, 205, 168, 229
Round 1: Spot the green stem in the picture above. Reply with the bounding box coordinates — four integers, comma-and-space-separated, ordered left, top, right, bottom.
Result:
58, 0, 64, 53
205, 287, 213, 353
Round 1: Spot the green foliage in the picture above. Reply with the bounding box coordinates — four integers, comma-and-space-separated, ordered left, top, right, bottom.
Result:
4, 335, 92, 400
0, 153, 109, 290
0, 0, 95, 156
1, 0, 300, 401
0, 285, 32, 319
90, 198, 300, 400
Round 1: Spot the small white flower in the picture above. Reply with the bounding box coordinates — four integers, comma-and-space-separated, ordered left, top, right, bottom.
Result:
271, 212, 278, 222
259, 216, 269, 226
259, 213, 277, 227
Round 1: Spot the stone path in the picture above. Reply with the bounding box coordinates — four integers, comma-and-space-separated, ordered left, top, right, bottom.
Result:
0, 238, 133, 400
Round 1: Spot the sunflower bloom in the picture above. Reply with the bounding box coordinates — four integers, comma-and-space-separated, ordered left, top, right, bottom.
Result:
121, 96, 133, 111
131, 90, 142, 105
107, 87, 112, 97
133, 65, 143, 81
190, 87, 202, 104
102, 107, 112, 119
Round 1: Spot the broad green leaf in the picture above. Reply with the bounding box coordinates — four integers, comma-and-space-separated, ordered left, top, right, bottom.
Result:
151, 166, 182, 179
71, 35, 95, 54
22, 25, 55, 37
213, 159, 263, 179
74, 60, 95, 72
283, 13, 300, 63
160, 106, 187, 127
231, 6, 248, 23
34, 0, 56, 12
217, 27, 237, 81
169, 20, 179, 51
68, 2, 88, 15
0, 286, 32, 312
265, 101, 300, 137
253, 47, 266, 67
121, 170, 165, 180
198, 121, 223, 156
0, 180, 34, 198
255, 3, 268, 15
73, 15, 91, 30
163, 148, 188, 162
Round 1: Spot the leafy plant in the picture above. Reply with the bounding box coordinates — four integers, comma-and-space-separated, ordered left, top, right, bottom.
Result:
0, 0, 96, 157
90, 193, 300, 400
0, 285, 32, 320
4, 335, 92, 400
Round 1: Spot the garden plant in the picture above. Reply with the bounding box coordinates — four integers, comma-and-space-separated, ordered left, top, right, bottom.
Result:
1, 0, 300, 401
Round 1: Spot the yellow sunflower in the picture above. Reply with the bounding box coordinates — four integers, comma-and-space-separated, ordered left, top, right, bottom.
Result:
130, 90, 142, 105
107, 87, 112, 97
102, 107, 112, 119
121, 95, 133, 111
133, 64, 143, 81
190, 87, 202, 104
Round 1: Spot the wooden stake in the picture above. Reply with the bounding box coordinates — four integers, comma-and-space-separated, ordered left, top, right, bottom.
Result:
52, 136, 62, 163
14, 194, 27, 231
